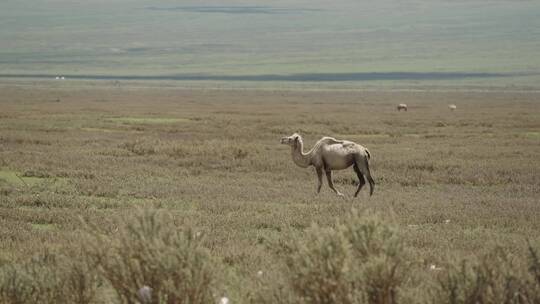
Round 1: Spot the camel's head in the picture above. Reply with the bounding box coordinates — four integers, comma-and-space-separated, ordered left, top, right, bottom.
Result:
280, 133, 302, 147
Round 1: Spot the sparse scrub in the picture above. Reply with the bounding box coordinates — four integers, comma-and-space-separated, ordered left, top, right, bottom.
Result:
84, 210, 217, 304
255, 212, 406, 304
233, 148, 249, 160
167, 145, 191, 158
1, 87, 539, 303
432, 246, 540, 304
0, 251, 99, 304
75, 178, 120, 198
406, 162, 435, 172
335, 176, 358, 185
21, 170, 51, 178
119, 140, 157, 156
435, 122, 446, 127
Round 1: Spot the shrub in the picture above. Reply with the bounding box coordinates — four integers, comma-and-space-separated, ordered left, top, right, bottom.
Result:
0, 251, 99, 304
254, 211, 406, 304
22, 170, 50, 178
287, 226, 358, 304
342, 216, 405, 304
433, 246, 540, 304
62, 254, 101, 304
119, 140, 156, 156
233, 148, 248, 160
529, 242, 540, 286
84, 210, 216, 304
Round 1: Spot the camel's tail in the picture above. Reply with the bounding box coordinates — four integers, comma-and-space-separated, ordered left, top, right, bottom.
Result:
365, 148, 371, 160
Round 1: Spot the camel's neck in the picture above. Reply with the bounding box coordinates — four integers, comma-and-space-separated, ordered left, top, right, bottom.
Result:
291, 141, 312, 168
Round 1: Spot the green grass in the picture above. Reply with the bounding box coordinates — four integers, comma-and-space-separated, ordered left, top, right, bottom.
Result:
0, 170, 46, 187
107, 117, 191, 124
80, 127, 119, 133
30, 223, 57, 231
1, 0, 540, 88
525, 131, 540, 138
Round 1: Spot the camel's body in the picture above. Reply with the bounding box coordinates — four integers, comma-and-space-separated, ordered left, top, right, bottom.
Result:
397, 103, 408, 111
281, 134, 375, 198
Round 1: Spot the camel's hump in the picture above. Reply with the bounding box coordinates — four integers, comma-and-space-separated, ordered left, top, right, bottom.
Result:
318, 137, 359, 150
316, 137, 343, 145
325, 141, 358, 151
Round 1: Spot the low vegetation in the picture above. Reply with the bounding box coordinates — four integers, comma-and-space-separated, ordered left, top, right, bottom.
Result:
0, 86, 539, 302
0, 250, 99, 304
84, 210, 216, 304
0, 211, 538, 303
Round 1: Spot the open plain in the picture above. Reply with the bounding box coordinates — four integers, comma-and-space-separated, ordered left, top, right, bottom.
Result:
0, 84, 539, 302
2, 0, 540, 301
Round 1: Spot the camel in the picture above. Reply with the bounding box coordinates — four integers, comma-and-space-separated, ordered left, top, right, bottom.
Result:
280, 133, 375, 198
397, 103, 408, 111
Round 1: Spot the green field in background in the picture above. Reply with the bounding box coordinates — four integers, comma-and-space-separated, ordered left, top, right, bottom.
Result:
1, 0, 539, 87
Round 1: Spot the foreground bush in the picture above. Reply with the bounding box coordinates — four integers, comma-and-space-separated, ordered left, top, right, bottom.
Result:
253, 211, 406, 304
433, 245, 540, 304
85, 210, 216, 304
1, 209, 539, 304
0, 251, 98, 304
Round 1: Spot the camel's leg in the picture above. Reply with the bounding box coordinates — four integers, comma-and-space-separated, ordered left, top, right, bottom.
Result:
316, 167, 323, 194
354, 154, 375, 196
365, 168, 375, 196
353, 164, 366, 197
325, 169, 344, 197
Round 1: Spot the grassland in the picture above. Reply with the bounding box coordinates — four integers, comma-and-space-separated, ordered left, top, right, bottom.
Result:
0, 84, 539, 302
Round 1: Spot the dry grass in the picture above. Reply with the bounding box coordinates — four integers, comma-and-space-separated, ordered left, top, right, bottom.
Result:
0, 85, 539, 302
